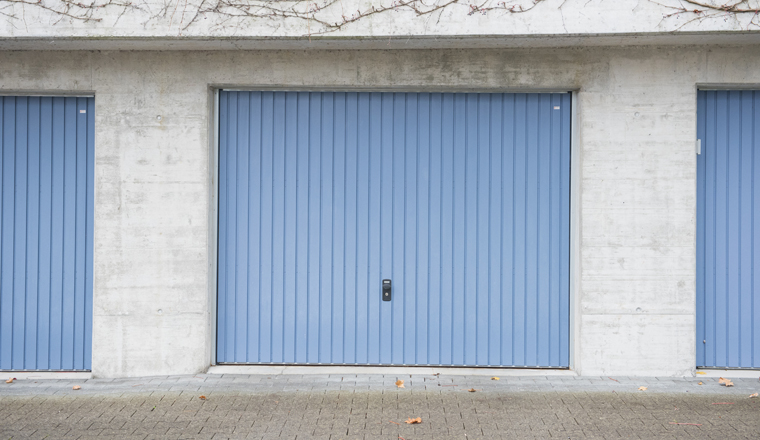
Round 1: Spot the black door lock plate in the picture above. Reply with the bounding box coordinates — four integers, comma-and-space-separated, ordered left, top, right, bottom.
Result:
382, 279, 391, 301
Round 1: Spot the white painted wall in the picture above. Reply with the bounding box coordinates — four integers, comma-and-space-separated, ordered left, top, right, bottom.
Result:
1, 0, 759, 43
0, 46, 758, 377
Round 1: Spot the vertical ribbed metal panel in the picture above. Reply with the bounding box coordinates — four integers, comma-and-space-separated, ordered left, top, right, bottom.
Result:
0, 96, 94, 371
218, 91, 570, 367
697, 90, 760, 368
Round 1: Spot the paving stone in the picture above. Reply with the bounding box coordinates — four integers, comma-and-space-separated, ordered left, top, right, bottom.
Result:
2, 375, 760, 439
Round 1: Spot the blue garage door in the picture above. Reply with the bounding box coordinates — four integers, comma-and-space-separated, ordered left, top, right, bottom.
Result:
0, 96, 94, 371
697, 90, 760, 368
218, 91, 570, 367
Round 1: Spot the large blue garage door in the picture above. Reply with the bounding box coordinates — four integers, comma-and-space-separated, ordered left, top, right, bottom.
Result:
697, 90, 760, 368
0, 96, 94, 371
217, 91, 571, 367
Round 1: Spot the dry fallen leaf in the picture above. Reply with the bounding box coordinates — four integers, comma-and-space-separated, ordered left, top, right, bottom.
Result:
719, 377, 734, 387
749, 393, 758, 398
72, 385, 81, 390
395, 379, 405, 388
467, 388, 477, 392
696, 371, 707, 375
5, 378, 15, 384
491, 377, 500, 381
405, 417, 422, 424
698, 382, 703, 385
638, 386, 648, 391
199, 395, 207, 400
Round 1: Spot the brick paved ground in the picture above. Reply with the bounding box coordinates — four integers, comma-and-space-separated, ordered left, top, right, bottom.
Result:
1, 374, 759, 439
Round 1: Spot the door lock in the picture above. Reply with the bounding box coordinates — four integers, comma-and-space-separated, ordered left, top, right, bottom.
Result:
382, 279, 392, 301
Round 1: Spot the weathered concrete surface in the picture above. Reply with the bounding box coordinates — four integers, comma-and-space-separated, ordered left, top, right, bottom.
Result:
0, 46, 758, 377
3, 33, 760, 52
1, 374, 759, 439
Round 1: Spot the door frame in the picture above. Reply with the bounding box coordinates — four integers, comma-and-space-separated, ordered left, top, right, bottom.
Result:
207, 87, 581, 370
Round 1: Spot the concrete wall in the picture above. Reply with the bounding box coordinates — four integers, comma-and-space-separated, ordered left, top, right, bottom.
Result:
1, 46, 759, 377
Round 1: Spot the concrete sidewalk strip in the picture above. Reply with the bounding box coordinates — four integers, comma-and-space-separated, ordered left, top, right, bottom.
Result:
0, 374, 759, 439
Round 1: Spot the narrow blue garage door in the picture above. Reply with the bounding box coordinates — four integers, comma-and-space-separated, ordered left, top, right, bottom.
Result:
0, 96, 94, 371
697, 90, 760, 368
218, 91, 571, 367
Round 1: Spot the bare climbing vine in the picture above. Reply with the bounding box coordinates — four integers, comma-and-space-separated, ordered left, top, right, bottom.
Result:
175, 0, 548, 33
0, 0, 550, 29
652, 0, 760, 29
0, 0, 137, 23
0, 0, 759, 33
